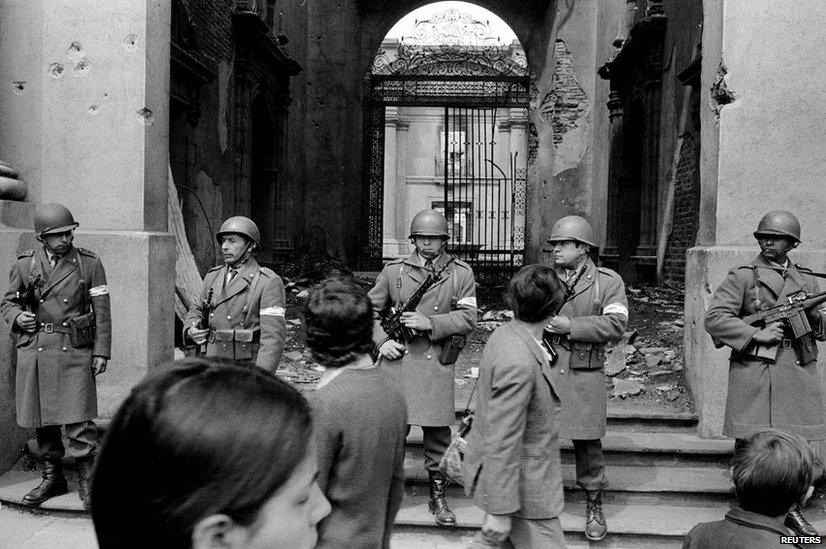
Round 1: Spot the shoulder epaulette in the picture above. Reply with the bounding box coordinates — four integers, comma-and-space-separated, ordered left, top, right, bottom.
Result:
259, 267, 275, 278
76, 247, 97, 258
453, 258, 472, 270
206, 265, 223, 275
387, 257, 404, 265
737, 264, 757, 270
16, 250, 33, 259
597, 267, 617, 277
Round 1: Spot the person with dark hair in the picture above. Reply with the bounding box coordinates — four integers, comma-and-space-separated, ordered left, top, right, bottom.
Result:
463, 265, 568, 548
543, 215, 628, 541
184, 216, 287, 371
705, 211, 826, 537
91, 358, 330, 549
304, 277, 408, 549
683, 430, 816, 548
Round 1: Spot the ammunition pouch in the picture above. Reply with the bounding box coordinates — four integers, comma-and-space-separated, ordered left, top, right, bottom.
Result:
210, 328, 259, 361
439, 335, 466, 365
569, 342, 606, 370
68, 312, 96, 348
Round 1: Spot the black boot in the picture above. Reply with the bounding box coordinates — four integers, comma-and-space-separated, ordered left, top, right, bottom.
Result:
22, 459, 68, 506
75, 456, 94, 510
428, 471, 456, 527
786, 504, 818, 537
585, 489, 607, 541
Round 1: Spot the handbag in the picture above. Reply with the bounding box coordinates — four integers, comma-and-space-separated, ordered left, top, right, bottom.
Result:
439, 378, 477, 485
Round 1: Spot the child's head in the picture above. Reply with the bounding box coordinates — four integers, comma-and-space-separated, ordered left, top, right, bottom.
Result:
732, 430, 815, 516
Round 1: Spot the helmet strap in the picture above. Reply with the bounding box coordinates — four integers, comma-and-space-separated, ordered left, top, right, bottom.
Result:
227, 242, 254, 269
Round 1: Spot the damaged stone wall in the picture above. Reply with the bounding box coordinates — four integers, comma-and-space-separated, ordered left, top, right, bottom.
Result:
664, 132, 700, 281
547, 40, 590, 149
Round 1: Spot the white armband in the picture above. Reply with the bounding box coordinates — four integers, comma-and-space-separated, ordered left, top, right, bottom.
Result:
457, 297, 477, 308
89, 285, 109, 297
603, 302, 628, 318
260, 306, 286, 317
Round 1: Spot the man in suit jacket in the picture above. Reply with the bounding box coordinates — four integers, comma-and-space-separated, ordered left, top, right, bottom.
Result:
0, 203, 111, 509
463, 265, 567, 548
185, 216, 286, 371
543, 215, 628, 542
705, 210, 826, 537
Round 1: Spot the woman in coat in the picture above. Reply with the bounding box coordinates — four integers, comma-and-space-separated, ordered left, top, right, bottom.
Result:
463, 265, 568, 548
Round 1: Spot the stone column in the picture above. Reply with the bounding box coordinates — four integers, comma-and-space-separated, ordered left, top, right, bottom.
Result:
0, 0, 175, 469
685, 0, 826, 437
382, 107, 401, 258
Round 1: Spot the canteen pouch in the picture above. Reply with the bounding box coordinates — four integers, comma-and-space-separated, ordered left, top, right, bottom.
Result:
233, 329, 255, 360
212, 329, 235, 358
439, 335, 466, 365
68, 312, 95, 348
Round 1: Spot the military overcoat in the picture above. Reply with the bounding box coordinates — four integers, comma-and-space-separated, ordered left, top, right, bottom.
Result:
369, 252, 477, 426
184, 258, 286, 372
0, 246, 112, 427
463, 320, 566, 519
546, 258, 628, 440
705, 254, 826, 440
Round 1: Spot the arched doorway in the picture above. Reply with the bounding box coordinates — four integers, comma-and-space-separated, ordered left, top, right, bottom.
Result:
363, 2, 530, 281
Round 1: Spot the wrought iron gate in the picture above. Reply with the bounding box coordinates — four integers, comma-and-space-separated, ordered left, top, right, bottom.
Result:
437, 107, 526, 280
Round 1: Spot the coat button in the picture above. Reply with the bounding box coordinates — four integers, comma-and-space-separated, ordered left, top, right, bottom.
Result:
37, 347, 43, 352
39, 299, 44, 303
426, 354, 432, 360
560, 369, 565, 374
210, 312, 214, 317
63, 298, 68, 303
62, 322, 68, 326
62, 347, 67, 352
796, 361, 801, 365
227, 315, 231, 320
433, 305, 439, 311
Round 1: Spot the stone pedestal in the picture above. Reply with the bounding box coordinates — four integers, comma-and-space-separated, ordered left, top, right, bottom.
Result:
686, 0, 826, 437
0, 1, 174, 470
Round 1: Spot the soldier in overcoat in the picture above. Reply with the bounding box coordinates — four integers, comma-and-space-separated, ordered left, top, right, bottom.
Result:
543, 215, 628, 542
705, 210, 826, 538
185, 216, 286, 372
0, 203, 111, 509
369, 209, 477, 527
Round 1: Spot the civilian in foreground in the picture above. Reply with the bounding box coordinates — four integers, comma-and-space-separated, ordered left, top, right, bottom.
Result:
463, 265, 568, 548
683, 430, 815, 549
91, 358, 330, 549
304, 277, 408, 549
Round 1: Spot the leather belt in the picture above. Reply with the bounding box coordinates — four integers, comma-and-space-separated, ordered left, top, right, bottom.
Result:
37, 322, 71, 335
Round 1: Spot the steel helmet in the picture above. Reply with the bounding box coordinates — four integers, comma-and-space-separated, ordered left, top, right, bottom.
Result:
547, 215, 597, 247
753, 210, 801, 243
34, 203, 79, 236
409, 209, 449, 238
216, 216, 260, 247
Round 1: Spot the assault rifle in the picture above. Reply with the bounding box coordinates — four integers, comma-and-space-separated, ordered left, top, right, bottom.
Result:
15, 273, 42, 309
741, 290, 826, 364
381, 257, 455, 344
197, 288, 214, 355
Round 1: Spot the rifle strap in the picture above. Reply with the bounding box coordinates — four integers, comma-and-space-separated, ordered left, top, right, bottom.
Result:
242, 270, 262, 328
795, 265, 826, 279
748, 266, 763, 311
747, 263, 826, 280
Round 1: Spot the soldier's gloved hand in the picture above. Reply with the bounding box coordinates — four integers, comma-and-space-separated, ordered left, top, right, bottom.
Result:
379, 339, 406, 360
92, 356, 108, 376
752, 322, 784, 344
545, 315, 571, 334
14, 311, 36, 332
401, 311, 433, 331
188, 327, 210, 345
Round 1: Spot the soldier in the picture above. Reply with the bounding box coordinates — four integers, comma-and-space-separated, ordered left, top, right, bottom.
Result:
705, 210, 826, 538
543, 215, 628, 542
0, 203, 111, 509
184, 216, 286, 372
369, 208, 477, 527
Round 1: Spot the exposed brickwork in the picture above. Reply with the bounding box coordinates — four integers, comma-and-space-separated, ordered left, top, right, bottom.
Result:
185, 0, 234, 64
664, 132, 700, 282
550, 40, 588, 148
